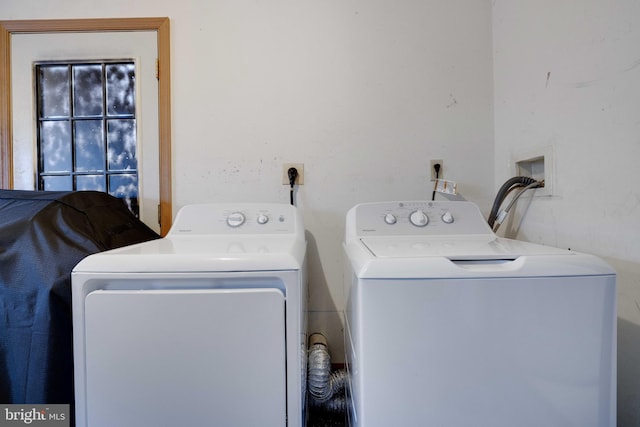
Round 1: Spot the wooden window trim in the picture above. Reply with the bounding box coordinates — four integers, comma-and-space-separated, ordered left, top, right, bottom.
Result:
0, 17, 172, 235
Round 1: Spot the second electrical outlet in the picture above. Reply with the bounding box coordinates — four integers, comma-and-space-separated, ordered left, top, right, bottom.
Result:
430, 160, 443, 181
282, 163, 304, 185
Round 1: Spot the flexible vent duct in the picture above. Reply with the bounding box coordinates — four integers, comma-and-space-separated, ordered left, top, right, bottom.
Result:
307, 333, 349, 412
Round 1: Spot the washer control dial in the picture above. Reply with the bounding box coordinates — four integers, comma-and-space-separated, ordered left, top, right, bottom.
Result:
226, 212, 246, 227
384, 213, 397, 225
257, 214, 269, 224
441, 211, 454, 224
409, 210, 429, 227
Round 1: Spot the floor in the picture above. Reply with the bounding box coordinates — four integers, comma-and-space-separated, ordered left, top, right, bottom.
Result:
307, 406, 347, 427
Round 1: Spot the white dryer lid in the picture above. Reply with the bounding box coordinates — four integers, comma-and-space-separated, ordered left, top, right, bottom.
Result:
74, 235, 306, 273
73, 203, 306, 273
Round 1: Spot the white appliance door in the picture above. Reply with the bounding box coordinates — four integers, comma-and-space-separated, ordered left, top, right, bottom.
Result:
83, 288, 286, 427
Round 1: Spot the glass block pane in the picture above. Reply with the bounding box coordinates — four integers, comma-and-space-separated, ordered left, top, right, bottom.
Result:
39, 66, 70, 118
74, 120, 105, 172
106, 63, 135, 116
73, 65, 103, 116
109, 174, 139, 215
41, 121, 72, 172
76, 175, 106, 191
109, 174, 138, 198
42, 175, 72, 191
107, 119, 137, 170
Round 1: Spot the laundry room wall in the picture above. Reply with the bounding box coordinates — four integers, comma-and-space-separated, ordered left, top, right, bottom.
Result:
492, 1, 640, 424
1, 0, 495, 363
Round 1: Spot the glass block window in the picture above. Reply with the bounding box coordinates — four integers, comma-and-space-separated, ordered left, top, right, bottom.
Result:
36, 61, 139, 215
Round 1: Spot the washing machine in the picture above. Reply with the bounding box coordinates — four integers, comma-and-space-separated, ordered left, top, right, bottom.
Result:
343, 200, 616, 427
72, 203, 307, 427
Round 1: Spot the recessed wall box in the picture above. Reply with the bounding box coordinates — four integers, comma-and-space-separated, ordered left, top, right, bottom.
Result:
514, 148, 553, 197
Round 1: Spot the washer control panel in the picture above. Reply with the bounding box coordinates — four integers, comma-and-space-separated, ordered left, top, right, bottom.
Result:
168, 203, 298, 235
352, 201, 494, 237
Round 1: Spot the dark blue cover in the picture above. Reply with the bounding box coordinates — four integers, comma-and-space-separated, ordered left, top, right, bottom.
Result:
0, 190, 160, 410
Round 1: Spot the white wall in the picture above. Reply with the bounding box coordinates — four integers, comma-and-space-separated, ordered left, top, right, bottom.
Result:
493, 1, 640, 425
1, 0, 495, 362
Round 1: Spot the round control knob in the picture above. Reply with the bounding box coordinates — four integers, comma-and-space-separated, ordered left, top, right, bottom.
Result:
226, 212, 245, 227
257, 214, 269, 224
441, 211, 454, 224
384, 213, 397, 225
409, 210, 429, 227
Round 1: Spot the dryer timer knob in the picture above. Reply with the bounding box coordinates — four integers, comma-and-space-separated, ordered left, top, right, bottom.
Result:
226, 212, 246, 227
409, 210, 429, 227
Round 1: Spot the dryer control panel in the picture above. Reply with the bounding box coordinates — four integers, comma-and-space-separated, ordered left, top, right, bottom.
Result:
350, 201, 494, 237
168, 203, 300, 235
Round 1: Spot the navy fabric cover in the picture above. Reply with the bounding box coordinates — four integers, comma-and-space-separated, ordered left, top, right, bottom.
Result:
0, 190, 160, 408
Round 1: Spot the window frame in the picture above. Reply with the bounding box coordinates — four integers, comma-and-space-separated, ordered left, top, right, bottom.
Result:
0, 18, 172, 235
36, 61, 139, 201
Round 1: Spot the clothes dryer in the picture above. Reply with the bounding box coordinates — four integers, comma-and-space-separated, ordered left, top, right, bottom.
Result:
72, 203, 307, 427
343, 200, 615, 427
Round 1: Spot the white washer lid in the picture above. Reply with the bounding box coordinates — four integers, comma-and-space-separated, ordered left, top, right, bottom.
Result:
345, 200, 615, 279
360, 235, 570, 260
346, 237, 615, 279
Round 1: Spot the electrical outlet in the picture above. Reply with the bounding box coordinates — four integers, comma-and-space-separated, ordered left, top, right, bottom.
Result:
282, 163, 304, 185
430, 160, 443, 181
